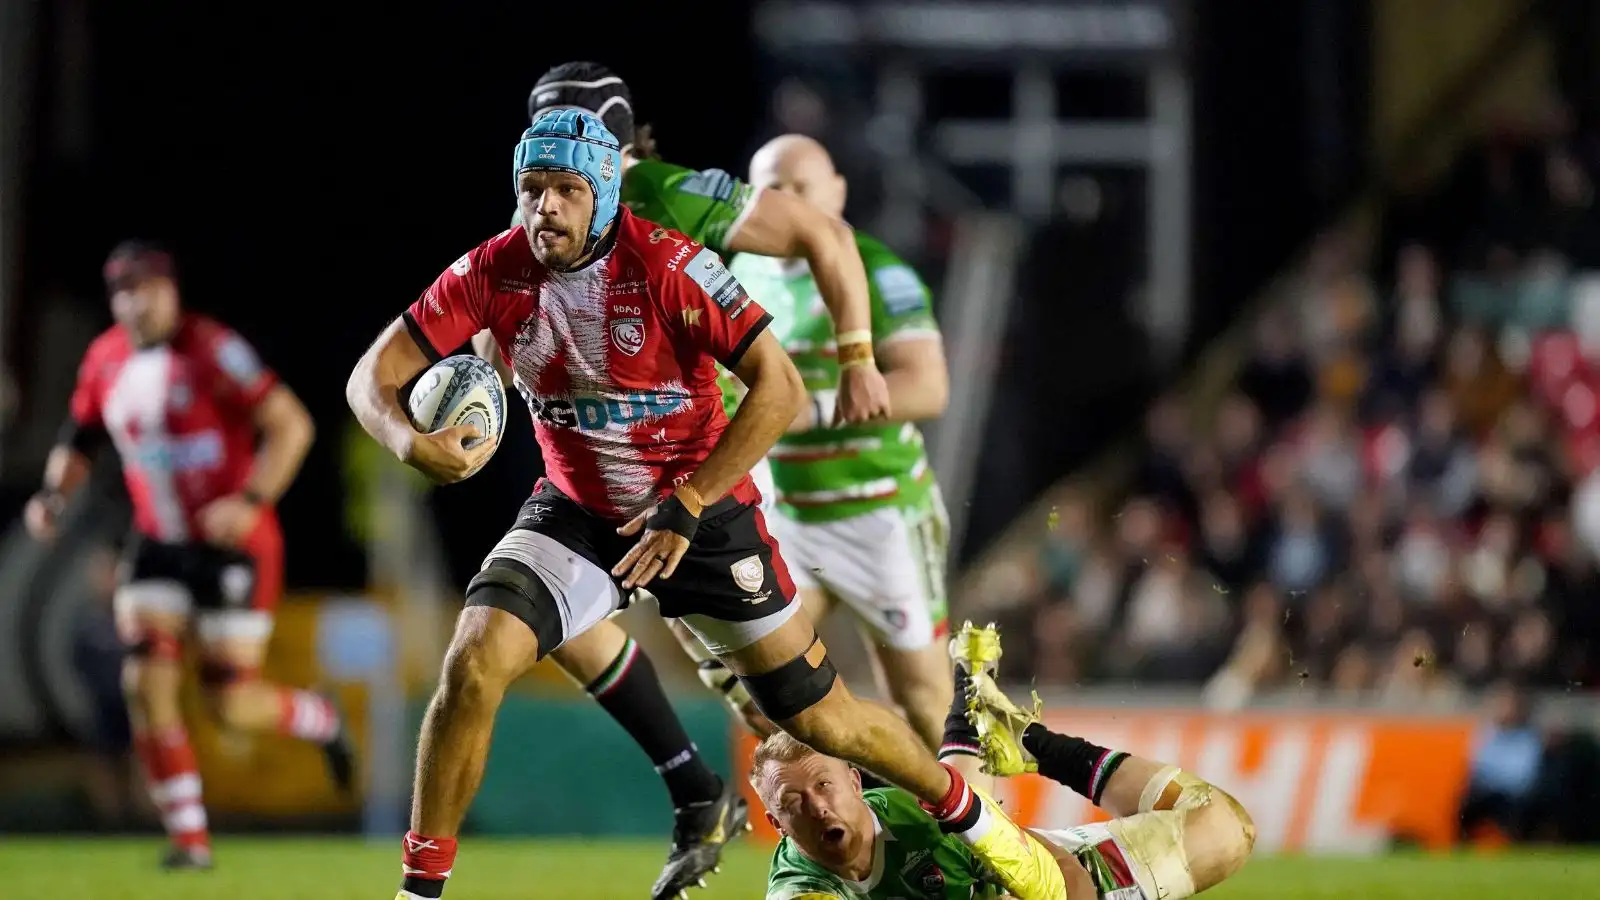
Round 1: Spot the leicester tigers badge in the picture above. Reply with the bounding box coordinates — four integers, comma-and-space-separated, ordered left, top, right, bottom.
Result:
611, 317, 645, 356
220, 564, 255, 608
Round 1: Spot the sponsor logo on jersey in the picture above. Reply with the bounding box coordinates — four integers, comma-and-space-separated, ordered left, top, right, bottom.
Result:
649, 227, 683, 246
685, 248, 743, 308
729, 296, 753, 319
451, 253, 472, 276
499, 278, 537, 295
608, 280, 648, 296
730, 555, 765, 593
610, 317, 645, 356
677, 168, 738, 202
126, 430, 225, 473
424, 289, 444, 317
215, 335, 264, 386
712, 279, 747, 311
667, 241, 696, 270
525, 391, 687, 431
874, 264, 928, 316
221, 564, 256, 608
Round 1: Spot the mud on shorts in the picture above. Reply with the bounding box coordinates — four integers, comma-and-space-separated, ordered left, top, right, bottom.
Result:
476, 479, 802, 655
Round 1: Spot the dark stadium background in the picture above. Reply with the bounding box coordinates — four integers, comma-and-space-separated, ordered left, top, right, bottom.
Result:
10, 0, 1360, 590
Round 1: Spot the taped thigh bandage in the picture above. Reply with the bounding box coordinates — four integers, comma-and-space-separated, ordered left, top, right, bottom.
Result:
465, 561, 565, 659
197, 658, 256, 687
739, 638, 837, 721
125, 630, 183, 662
1140, 766, 1213, 812
1108, 808, 1197, 900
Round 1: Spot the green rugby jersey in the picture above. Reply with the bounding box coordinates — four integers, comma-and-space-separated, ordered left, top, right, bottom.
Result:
511, 157, 753, 253
729, 230, 941, 522
766, 788, 1002, 900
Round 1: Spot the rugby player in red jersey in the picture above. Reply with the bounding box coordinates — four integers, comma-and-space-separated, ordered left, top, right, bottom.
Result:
25, 242, 355, 870
349, 110, 1063, 900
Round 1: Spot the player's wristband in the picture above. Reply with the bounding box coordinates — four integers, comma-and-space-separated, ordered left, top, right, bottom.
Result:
836, 331, 875, 369
646, 494, 701, 542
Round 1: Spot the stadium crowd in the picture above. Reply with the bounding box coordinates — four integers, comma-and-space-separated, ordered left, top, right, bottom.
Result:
998, 106, 1600, 708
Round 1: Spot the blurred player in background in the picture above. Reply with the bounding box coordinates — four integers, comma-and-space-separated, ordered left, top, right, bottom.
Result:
353, 110, 1057, 900
463, 61, 903, 899
25, 241, 354, 870
678, 134, 953, 753
754, 623, 1257, 900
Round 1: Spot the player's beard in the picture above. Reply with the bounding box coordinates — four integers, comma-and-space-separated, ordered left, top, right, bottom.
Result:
528, 220, 584, 270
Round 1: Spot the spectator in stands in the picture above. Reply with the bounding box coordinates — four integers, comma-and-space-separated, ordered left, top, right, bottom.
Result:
1459, 681, 1544, 841
1238, 312, 1314, 429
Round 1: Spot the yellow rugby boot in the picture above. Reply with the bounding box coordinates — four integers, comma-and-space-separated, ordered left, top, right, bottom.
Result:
966, 785, 1069, 899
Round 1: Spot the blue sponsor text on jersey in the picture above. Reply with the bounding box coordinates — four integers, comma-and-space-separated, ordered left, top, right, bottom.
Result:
521, 389, 688, 431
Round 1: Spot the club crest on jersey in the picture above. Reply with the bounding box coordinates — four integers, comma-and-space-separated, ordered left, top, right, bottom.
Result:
611, 317, 646, 356
730, 555, 765, 593
649, 228, 684, 246
221, 564, 255, 608
451, 254, 472, 276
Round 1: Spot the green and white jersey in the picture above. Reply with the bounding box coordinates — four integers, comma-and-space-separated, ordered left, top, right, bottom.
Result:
729, 231, 941, 522
766, 788, 1003, 900
512, 157, 754, 254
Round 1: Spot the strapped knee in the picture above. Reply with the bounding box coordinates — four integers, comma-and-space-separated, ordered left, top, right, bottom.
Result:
465, 560, 564, 660
198, 658, 255, 688
739, 638, 837, 722
125, 630, 183, 663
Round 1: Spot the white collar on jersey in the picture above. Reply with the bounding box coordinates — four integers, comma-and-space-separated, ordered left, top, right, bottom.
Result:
839, 808, 891, 893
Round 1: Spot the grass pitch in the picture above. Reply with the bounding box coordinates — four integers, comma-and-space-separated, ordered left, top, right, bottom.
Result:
4, 838, 1598, 899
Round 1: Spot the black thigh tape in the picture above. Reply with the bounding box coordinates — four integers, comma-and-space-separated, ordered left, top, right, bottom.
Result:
740, 640, 838, 721
465, 560, 565, 659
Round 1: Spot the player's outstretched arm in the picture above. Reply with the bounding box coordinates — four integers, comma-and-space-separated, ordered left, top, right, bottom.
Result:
726, 190, 888, 424
346, 318, 490, 483
692, 329, 805, 505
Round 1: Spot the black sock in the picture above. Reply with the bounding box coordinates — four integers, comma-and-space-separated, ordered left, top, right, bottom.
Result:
400, 876, 444, 899
938, 663, 982, 762
586, 638, 723, 808
1021, 722, 1128, 806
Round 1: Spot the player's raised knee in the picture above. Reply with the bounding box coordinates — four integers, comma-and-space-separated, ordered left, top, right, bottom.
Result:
1188, 787, 1256, 886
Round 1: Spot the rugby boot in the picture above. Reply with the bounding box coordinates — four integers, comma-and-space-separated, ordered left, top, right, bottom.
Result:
651, 778, 751, 900
948, 619, 1004, 679
953, 624, 1045, 777
318, 693, 359, 794
159, 844, 213, 871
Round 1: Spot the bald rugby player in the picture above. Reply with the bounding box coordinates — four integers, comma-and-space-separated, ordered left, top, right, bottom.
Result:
669, 134, 956, 755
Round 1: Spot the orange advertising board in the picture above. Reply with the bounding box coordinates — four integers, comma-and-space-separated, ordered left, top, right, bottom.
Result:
736, 709, 1477, 854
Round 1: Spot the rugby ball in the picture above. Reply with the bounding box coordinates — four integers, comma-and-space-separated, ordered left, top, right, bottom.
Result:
407, 355, 508, 453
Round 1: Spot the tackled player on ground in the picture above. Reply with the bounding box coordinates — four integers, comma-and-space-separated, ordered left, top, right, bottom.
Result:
753, 623, 1257, 899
